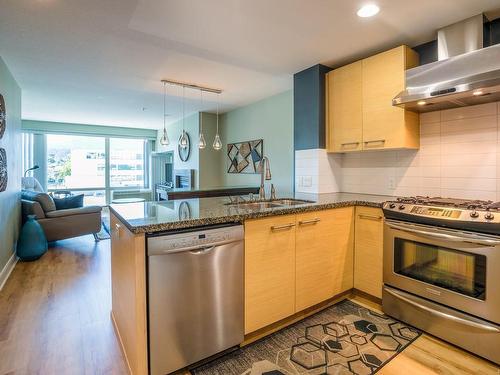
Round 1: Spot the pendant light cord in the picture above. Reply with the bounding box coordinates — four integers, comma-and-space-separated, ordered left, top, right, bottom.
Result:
216, 93, 219, 133
163, 82, 166, 132
182, 85, 185, 133
199, 89, 203, 132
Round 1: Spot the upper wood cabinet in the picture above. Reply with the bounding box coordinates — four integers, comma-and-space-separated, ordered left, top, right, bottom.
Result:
327, 61, 363, 152
354, 207, 384, 299
295, 208, 354, 311
244, 214, 296, 334
327, 45, 420, 153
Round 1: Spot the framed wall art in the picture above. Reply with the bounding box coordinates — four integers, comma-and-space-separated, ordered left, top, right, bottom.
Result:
227, 139, 263, 174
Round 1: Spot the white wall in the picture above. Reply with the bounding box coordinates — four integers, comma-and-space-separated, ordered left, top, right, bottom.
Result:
339, 102, 500, 200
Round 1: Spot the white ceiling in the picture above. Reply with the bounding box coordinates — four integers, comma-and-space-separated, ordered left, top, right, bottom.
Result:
0, 0, 499, 130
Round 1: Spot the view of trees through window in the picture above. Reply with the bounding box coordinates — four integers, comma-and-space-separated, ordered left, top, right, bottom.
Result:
47, 135, 105, 189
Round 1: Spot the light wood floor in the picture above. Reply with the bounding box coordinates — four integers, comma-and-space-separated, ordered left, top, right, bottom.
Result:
0, 236, 128, 375
0, 237, 498, 375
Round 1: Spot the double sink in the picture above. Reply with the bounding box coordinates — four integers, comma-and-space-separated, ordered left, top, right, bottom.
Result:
225, 198, 314, 210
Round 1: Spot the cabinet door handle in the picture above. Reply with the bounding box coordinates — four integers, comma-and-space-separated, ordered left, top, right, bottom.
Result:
271, 223, 295, 231
364, 139, 386, 147
298, 218, 321, 226
341, 142, 360, 146
358, 214, 382, 221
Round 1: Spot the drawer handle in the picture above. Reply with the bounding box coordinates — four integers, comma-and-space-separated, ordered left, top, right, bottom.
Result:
364, 139, 385, 147
358, 214, 382, 221
298, 218, 321, 225
114, 223, 121, 236
271, 223, 295, 231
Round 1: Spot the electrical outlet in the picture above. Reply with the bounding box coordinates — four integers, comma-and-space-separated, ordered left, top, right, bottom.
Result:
388, 177, 396, 190
303, 176, 312, 187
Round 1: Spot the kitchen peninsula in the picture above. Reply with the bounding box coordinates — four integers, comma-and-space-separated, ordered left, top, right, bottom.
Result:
109, 193, 389, 375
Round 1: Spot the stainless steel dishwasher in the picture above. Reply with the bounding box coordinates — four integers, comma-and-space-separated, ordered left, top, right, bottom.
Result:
147, 224, 244, 375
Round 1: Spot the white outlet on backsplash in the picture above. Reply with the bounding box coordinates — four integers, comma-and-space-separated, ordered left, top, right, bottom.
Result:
388, 177, 396, 190
303, 176, 312, 187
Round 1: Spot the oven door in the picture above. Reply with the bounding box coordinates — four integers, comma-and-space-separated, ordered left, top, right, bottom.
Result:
384, 219, 500, 323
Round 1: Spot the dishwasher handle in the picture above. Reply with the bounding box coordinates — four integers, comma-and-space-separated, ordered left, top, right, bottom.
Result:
148, 238, 242, 255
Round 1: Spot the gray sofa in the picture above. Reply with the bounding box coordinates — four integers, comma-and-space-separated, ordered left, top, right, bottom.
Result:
21, 191, 102, 242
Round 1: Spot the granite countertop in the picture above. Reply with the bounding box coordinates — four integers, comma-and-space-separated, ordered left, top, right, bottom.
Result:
109, 192, 394, 234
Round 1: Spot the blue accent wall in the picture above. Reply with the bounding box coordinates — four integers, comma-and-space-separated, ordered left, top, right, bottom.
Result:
293, 64, 331, 150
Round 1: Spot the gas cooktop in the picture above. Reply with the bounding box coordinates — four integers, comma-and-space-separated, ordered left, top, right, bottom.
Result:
383, 196, 500, 235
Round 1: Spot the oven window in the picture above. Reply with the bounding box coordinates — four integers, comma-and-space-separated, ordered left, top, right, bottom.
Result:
394, 238, 486, 300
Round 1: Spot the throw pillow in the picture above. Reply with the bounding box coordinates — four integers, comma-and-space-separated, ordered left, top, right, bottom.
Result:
53, 194, 84, 210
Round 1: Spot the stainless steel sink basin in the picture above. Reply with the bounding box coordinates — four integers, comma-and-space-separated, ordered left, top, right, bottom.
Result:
226, 201, 282, 209
270, 199, 314, 206
225, 198, 314, 209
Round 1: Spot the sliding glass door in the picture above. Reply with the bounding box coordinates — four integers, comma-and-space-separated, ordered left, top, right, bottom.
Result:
32, 134, 150, 205
46, 134, 106, 205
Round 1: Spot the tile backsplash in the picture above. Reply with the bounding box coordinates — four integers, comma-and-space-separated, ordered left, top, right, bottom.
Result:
295, 101, 500, 201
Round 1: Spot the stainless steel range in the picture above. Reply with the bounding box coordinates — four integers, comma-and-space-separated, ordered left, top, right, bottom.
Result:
382, 197, 500, 364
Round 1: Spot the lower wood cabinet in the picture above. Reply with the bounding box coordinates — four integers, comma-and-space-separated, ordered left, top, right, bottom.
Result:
245, 208, 355, 334
244, 214, 296, 334
295, 208, 354, 311
354, 207, 384, 298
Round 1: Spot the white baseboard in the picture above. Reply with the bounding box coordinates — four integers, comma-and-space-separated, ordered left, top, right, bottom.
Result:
0, 251, 18, 291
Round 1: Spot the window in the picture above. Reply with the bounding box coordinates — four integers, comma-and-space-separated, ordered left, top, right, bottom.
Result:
110, 138, 145, 188
24, 133, 151, 205
47, 135, 105, 190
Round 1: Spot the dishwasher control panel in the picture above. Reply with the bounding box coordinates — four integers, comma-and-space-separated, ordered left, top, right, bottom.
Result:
147, 225, 244, 255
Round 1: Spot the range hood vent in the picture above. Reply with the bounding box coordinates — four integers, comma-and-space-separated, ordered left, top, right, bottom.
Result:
393, 14, 500, 112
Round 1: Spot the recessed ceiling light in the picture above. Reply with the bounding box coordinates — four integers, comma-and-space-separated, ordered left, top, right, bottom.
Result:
357, 4, 380, 18
417, 100, 427, 106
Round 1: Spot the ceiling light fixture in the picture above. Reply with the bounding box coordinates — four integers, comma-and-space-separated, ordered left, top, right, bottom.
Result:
159, 81, 170, 146
213, 93, 222, 151
417, 100, 427, 106
198, 89, 206, 149
357, 4, 380, 18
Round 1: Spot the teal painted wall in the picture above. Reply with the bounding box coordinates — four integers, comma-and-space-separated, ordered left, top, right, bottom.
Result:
220, 90, 294, 195
198, 112, 223, 189
0, 57, 22, 273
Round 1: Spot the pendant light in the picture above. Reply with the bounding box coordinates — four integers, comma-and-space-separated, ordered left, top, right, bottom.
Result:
212, 93, 222, 150
159, 81, 170, 146
198, 89, 206, 149
179, 85, 189, 149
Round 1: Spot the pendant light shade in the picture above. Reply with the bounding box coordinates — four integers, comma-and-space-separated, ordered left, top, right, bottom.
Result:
160, 81, 170, 146
198, 89, 206, 149
213, 93, 222, 151
179, 85, 189, 149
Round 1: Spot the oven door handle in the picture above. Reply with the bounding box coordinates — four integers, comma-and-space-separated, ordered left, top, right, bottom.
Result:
385, 287, 500, 333
386, 221, 500, 247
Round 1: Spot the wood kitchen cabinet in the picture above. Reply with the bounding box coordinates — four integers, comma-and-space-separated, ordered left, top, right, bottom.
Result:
362, 45, 419, 150
244, 214, 296, 334
354, 207, 384, 298
326, 61, 363, 152
327, 45, 420, 152
295, 208, 354, 311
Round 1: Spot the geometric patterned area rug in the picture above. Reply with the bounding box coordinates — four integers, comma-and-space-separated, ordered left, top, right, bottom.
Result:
192, 300, 421, 375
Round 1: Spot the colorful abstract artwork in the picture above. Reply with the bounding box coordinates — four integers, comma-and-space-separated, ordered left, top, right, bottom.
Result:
227, 139, 263, 174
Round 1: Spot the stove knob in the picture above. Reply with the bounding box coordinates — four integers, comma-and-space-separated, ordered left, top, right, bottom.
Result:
485, 212, 495, 220
399, 204, 406, 210
389, 203, 396, 209
470, 211, 479, 218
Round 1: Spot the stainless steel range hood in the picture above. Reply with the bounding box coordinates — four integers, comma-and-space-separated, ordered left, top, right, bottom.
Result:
393, 14, 500, 112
